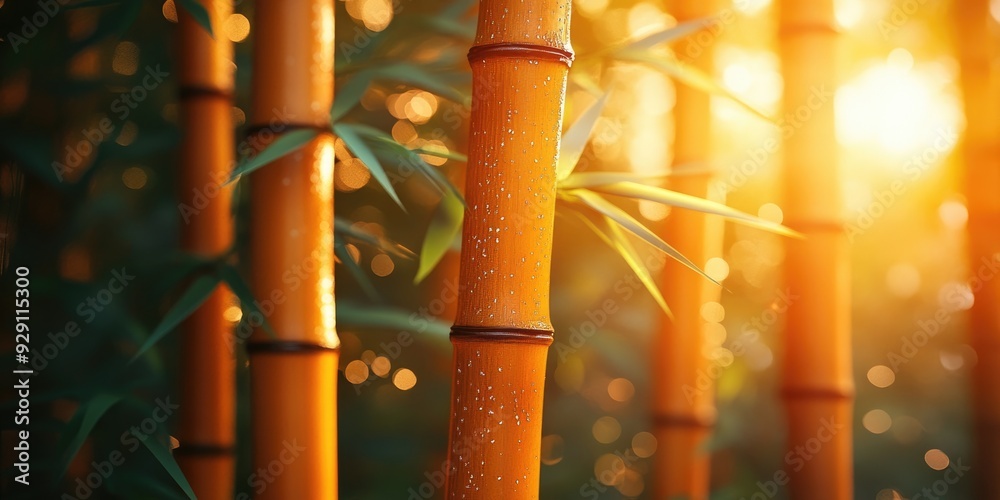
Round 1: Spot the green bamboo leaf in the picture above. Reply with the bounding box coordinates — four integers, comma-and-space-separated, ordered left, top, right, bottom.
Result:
567, 189, 719, 285
589, 181, 801, 237
227, 129, 319, 184
334, 241, 382, 302
331, 70, 375, 123
620, 51, 772, 122
345, 123, 464, 203
338, 304, 452, 338
334, 123, 406, 211
55, 394, 123, 480
375, 64, 467, 103
140, 437, 197, 499
335, 217, 416, 259
130, 274, 222, 362
415, 191, 464, 283
557, 93, 609, 181
572, 211, 671, 317
218, 265, 278, 338
412, 145, 468, 162
176, 0, 214, 37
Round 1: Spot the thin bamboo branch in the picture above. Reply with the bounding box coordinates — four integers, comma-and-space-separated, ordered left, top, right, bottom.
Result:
650, 1, 723, 499
955, 0, 1000, 494
444, 0, 572, 497
175, 2, 236, 498
248, 1, 339, 498
778, 1, 853, 498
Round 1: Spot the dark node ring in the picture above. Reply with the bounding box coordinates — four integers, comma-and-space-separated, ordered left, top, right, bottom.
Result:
450, 325, 555, 345
246, 340, 341, 354
468, 43, 574, 66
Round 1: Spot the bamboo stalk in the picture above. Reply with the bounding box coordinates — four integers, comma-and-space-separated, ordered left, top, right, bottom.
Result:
955, 0, 1000, 494
175, 2, 235, 498
778, 1, 852, 498
650, 2, 723, 498
444, 1, 572, 497
248, 1, 338, 498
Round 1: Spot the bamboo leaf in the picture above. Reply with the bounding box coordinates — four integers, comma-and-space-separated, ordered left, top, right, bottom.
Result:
567, 189, 718, 285
176, 0, 214, 37
218, 265, 278, 338
557, 93, 609, 181
568, 70, 605, 96
617, 17, 715, 52
620, 51, 772, 122
334, 123, 406, 211
55, 394, 123, 480
332, 64, 467, 122
130, 274, 222, 362
590, 181, 801, 237
572, 211, 671, 317
412, 145, 468, 162
335, 217, 416, 259
338, 304, 452, 338
334, 242, 382, 302
559, 171, 671, 190
344, 123, 464, 202
140, 437, 197, 499
415, 191, 464, 283
227, 129, 319, 184
331, 70, 375, 122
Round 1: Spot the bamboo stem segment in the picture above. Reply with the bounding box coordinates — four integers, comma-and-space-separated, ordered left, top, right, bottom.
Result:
175, 2, 236, 498
955, 1, 1000, 495
445, 1, 572, 497
651, 2, 723, 498
778, 1, 853, 498
248, 1, 338, 498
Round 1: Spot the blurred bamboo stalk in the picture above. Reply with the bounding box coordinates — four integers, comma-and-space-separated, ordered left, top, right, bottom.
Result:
248, 1, 339, 498
175, 2, 235, 498
650, 1, 724, 499
954, 0, 1000, 494
778, 0, 853, 498
444, 0, 572, 497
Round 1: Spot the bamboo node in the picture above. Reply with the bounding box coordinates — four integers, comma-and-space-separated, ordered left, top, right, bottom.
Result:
450, 325, 554, 345
468, 43, 574, 66
246, 340, 341, 354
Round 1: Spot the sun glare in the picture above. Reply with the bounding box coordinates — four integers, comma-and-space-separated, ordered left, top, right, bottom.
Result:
835, 51, 962, 158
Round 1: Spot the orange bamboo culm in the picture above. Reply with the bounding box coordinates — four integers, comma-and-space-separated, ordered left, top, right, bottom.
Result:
247, 0, 338, 498
650, 1, 724, 499
778, 0, 853, 498
954, 0, 1000, 494
444, 0, 572, 497
175, 2, 236, 498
